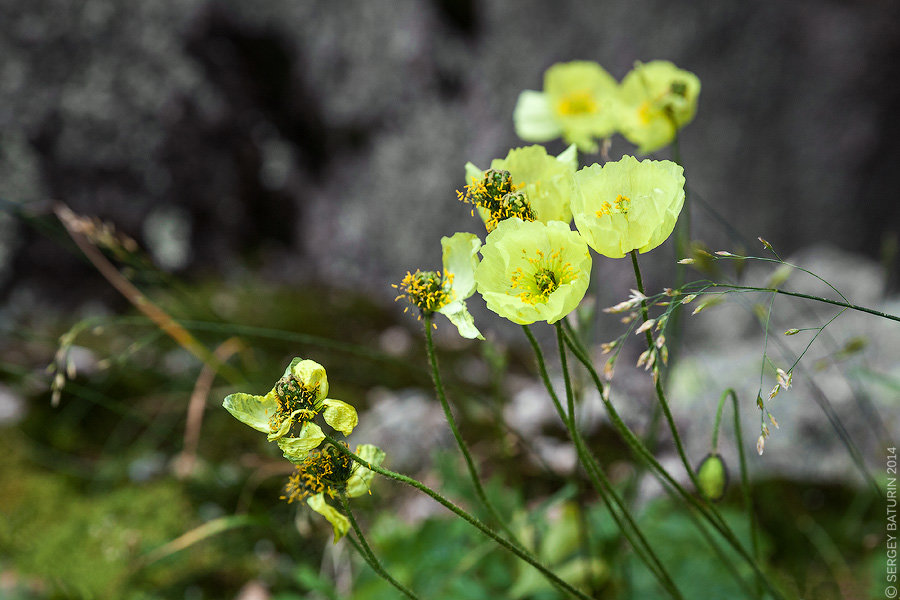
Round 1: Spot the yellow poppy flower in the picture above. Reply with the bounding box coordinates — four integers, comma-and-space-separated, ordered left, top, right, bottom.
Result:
572, 156, 685, 258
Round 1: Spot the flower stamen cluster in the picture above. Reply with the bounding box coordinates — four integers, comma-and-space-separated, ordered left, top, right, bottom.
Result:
282, 442, 355, 504
457, 169, 535, 232
595, 194, 631, 218
271, 374, 322, 434
393, 269, 455, 314
509, 248, 577, 305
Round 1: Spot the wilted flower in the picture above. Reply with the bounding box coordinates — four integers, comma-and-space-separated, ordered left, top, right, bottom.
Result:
513, 61, 620, 153
618, 60, 701, 153
572, 155, 685, 258
223, 358, 358, 461
394, 232, 483, 339
475, 219, 591, 325
283, 442, 385, 543
464, 144, 578, 226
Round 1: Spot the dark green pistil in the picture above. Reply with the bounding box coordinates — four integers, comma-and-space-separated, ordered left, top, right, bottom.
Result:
669, 81, 687, 97
500, 191, 536, 222
275, 374, 319, 415
473, 169, 514, 212
534, 268, 559, 296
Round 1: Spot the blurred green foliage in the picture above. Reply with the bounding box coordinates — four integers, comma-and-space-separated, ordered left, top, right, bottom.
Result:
0, 274, 888, 599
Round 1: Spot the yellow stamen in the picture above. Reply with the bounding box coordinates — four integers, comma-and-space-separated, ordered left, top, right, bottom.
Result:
596, 194, 631, 218
509, 247, 577, 305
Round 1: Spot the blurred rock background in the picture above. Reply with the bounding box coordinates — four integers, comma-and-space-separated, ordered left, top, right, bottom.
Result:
2, 0, 899, 304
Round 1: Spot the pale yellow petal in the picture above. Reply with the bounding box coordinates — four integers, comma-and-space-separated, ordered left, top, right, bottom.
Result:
307, 493, 350, 543
322, 398, 358, 436
277, 421, 325, 462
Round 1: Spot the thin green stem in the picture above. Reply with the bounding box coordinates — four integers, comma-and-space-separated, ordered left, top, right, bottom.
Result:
557, 323, 577, 428
711, 392, 727, 454
340, 493, 421, 600
559, 329, 784, 599
757, 292, 777, 394
630, 250, 702, 492
716, 389, 762, 598
321, 434, 592, 600
524, 325, 684, 600
725, 390, 761, 567
702, 283, 900, 323
422, 314, 518, 545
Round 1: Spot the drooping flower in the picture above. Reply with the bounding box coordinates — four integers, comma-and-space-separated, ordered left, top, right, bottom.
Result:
223, 358, 358, 461
394, 232, 483, 339
475, 218, 591, 325
618, 60, 701, 154
282, 442, 385, 543
572, 155, 685, 258
463, 144, 577, 228
513, 61, 620, 153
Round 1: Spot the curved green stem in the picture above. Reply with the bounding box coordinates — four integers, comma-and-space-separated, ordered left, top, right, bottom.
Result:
701, 283, 900, 324
422, 314, 519, 545
523, 325, 684, 600
559, 329, 783, 599
321, 434, 592, 600
340, 493, 421, 600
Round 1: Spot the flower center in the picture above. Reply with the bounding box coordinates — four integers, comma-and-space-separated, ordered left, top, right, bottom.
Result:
595, 194, 631, 218
557, 90, 598, 116
534, 268, 559, 296
394, 269, 453, 313
458, 170, 533, 232
638, 100, 659, 125
282, 443, 355, 503
509, 248, 576, 305
270, 374, 321, 433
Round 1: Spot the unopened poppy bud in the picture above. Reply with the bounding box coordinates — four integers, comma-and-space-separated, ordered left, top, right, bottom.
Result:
697, 453, 728, 502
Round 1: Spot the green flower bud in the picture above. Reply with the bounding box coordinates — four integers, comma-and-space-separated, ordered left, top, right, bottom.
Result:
697, 453, 728, 502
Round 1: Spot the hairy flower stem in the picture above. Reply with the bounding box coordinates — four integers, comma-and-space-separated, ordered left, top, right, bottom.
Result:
559, 328, 783, 600
523, 325, 685, 600
340, 493, 421, 600
321, 434, 592, 600
422, 314, 520, 546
